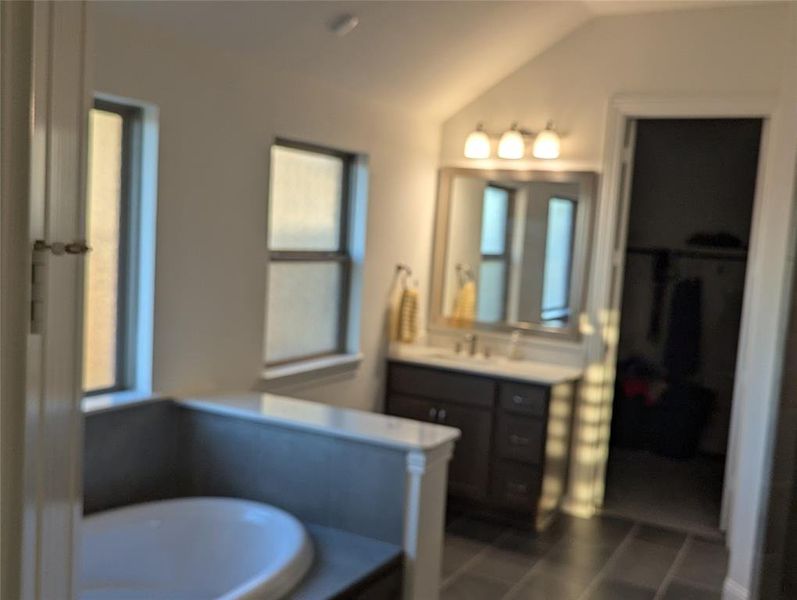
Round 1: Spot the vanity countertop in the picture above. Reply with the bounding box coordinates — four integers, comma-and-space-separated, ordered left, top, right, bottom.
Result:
179, 392, 461, 452
388, 342, 583, 385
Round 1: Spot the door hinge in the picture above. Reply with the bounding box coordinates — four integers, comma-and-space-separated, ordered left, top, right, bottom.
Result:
33, 239, 91, 256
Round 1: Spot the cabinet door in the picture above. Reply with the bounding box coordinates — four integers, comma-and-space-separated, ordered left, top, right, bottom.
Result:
435, 401, 492, 500
387, 395, 492, 500
387, 394, 438, 423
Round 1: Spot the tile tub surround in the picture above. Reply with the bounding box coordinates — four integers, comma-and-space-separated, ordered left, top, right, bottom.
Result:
440, 514, 728, 600
84, 394, 460, 600
83, 400, 184, 514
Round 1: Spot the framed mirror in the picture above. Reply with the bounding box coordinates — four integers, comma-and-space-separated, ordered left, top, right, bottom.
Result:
430, 167, 597, 340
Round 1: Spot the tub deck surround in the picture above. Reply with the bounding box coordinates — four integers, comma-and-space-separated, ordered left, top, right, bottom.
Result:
179, 392, 458, 600
178, 392, 461, 452
388, 342, 583, 384
84, 395, 459, 600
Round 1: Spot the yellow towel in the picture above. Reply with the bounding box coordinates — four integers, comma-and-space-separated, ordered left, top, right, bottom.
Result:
451, 280, 476, 325
398, 286, 419, 343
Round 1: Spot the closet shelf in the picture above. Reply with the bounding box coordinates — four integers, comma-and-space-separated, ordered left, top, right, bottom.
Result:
626, 245, 748, 262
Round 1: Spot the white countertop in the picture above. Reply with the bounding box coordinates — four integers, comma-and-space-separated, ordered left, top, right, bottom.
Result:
178, 392, 461, 452
388, 343, 583, 385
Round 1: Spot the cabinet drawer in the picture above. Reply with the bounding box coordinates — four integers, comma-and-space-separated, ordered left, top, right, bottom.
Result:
496, 413, 545, 464
491, 460, 541, 510
388, 363, 495, 408
499, 382, 547, 417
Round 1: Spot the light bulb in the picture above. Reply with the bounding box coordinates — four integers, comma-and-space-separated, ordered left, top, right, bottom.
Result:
464, 125, 491, 159
532, 122, 561, 159
498, 124, 525, 160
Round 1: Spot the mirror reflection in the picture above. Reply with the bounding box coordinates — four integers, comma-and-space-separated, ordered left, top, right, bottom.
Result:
434, 170, 595, 336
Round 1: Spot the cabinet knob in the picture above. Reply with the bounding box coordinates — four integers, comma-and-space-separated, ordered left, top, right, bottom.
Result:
512, 395, 526, 405
428, 407, 437, 420
509, 434, 530, 446
438, 409, 447, 423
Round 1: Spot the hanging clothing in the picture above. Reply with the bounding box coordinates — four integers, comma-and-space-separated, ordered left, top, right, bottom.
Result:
647, 250, 670, 342
663, 278, 702, 380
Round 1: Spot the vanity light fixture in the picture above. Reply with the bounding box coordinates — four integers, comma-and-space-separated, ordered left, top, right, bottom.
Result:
463, 123, 491, 159
532, 121, 561, 159
464, 121, 561, 160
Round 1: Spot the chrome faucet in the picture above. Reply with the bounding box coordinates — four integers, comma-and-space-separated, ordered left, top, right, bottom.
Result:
463, 333, 478, 356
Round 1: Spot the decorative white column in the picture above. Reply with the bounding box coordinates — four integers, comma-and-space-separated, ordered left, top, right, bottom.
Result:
402, 441, 455, 600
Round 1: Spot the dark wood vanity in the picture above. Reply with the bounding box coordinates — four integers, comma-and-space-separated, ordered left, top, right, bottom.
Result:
385, 359, 578, 529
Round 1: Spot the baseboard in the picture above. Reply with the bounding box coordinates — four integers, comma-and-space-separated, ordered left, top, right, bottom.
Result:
723, 577, 750, 600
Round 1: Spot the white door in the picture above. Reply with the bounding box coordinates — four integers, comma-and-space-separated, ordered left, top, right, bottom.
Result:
2, 2, 91, 599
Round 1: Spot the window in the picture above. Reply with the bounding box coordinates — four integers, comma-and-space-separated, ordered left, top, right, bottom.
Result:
541, 197, 577, 323
477, 185, 513, 323
264, 141, 355, 366
83, 100, 141, 394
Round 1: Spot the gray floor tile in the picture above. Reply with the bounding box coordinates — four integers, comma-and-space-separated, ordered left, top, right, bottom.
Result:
505, 565, 589, 600
544, 536, 621, 573
588, 579, 657, 600
673, 539, 728, 590
493, 529, 560, 557
560, 514, 635, 546
442, 535, 488, 578
447, 516, 509, 544
661, 581, 722, 600
468, 545, 539, 584
442, 514, 729, 599
441, 572, 512, 600
634, 524, 688, 549
603, 538, 679, 590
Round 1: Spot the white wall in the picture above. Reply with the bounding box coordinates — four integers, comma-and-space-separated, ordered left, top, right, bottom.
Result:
441, 4, 790, 168
442, 176, 485, 316
93, 11, 440, 411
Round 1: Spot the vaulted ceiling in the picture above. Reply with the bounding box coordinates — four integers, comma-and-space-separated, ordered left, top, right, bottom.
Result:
97, 0, 770, 121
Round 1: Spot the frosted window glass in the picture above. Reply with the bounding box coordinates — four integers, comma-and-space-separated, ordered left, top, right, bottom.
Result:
477, 260, 505, 323
268, 145, 343, 251
265, 262, 342, 363
542, 198, 576, 315
480, 186, 509, 255
83, 109, 123, 391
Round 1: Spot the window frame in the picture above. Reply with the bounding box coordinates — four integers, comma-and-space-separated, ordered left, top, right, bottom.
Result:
83, 99, 142, 396
540, 195, 578, 323
479, 183, 515, 322
265, 138, 355, 367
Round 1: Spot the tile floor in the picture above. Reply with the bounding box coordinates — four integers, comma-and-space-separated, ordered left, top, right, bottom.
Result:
603, 449, 725, 538
441, 514, 727, 600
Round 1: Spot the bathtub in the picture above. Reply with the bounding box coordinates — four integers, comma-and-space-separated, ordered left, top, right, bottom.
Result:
80, 497, 314, 600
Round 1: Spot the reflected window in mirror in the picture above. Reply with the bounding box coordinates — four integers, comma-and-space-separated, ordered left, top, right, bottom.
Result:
477, 185, 513, 323
541, 197, 577, 325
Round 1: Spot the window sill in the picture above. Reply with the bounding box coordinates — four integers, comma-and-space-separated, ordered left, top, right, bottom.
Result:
82, 389, 166, 414
261, 353, 363, 386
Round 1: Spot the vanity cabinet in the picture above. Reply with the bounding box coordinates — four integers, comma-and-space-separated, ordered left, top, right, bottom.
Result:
386, 361, 577, 528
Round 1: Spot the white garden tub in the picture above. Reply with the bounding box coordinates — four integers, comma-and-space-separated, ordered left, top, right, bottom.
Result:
80, 497, 313, 600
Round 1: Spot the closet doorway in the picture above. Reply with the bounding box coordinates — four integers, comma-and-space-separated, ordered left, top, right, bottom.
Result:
604, 118, 762, 537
